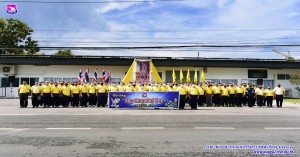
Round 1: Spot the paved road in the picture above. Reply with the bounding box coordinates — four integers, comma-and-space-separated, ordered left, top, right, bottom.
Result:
0, 99, 299, 156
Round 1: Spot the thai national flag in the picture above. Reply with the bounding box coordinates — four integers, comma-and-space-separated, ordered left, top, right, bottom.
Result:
84, 67, 89, 83
93, 67, 98, 81
78, 67, 82, 82
101, 67, 105, 82
105, 67, 111, 83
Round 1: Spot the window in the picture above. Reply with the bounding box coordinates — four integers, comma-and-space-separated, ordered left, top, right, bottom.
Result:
277, 74, 290, 80
21, 77, 39, 86
44, 78, 62, 82
221, 79, 238, 84
248, 69, 268, 78
110, 78, 121, 83
1, 77, 19, 87
211, 79, 220, 83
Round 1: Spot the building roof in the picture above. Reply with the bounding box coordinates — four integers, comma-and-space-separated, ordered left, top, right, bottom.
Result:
0, 55, 300, 69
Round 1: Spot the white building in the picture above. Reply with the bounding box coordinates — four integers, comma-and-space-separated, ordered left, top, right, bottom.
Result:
0, 55, 299, 98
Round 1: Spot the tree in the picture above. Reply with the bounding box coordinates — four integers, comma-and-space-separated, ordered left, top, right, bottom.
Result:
0, 18, 39, 55
53, 49, 74, 56
290, 71, 300, 98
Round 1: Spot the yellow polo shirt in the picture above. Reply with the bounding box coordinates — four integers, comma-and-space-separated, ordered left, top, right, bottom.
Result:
19, 84, 31, 93
62, 86, 71, 96
42, 85, 51, 93
31, 85, 40, 94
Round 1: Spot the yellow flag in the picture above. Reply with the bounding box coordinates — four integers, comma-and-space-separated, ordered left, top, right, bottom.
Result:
150, 61, 162, 83
186, 68, 190, 83
194, 68, 198, 83
122, 61, 134, 85
201, 68, 205, 82
172, 68, 176, 83
180, 69, 184, 83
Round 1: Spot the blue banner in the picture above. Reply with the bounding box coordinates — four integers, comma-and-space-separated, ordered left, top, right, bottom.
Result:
109, 91, 179, 109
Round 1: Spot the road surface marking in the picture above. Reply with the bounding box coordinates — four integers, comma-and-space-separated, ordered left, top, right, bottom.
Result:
46, 128, 91, 130
194, 127, 235, 130
0, 128, 30, 131
121, 127, 164, 130
264, 127, 300, 130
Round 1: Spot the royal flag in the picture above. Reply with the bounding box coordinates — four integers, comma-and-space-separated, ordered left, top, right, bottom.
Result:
172, 68, 176, 83
84, 67, 89, 83
78, 67, 83, 82
93, 67, 98, 81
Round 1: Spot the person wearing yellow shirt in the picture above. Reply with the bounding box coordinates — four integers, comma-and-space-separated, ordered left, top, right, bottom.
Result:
80, 84, 88, 107
118, 83, 126, 92
205, 84, 213, 107
71, 82, 80, 107
31, 82, 41, 108
178, 84, 187, 110
38, 82, 44, 107
273, 84, 285, 108
255, 85, 264, 107
160, 84, 168, 92
221, 85, 229, 107
51, 83, 61, 108
264, 86, 275, 107
88, 83, 97, 107
42, 81, 52, 108
189, 84, 199, 110
125, 84, 134, 92
228, 84, 236, 107
152, 84, 160, 92
235, 84, 244, 107
18, 81, 31, 108
96, 83, 107, 107
62, 83, 71, 107
213, 83, 222, 107
197, 83, 205, 107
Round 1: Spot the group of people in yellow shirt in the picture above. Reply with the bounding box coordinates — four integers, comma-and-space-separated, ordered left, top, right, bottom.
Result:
18, 80, 284, 109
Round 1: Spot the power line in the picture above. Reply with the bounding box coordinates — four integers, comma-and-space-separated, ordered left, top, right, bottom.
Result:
1, 0, 183, 3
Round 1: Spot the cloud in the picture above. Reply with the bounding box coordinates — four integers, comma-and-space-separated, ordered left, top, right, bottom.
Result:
2, 0, 300, 59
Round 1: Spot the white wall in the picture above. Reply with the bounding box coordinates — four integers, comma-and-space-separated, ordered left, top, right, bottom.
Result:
0, 65, 299, 98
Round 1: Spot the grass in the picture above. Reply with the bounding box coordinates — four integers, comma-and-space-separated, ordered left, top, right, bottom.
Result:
284, 98, 300, 104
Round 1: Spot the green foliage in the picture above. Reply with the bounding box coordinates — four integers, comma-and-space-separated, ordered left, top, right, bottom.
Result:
0, 18, 39, 55
290, 72, 300, 85
290, 72, 300, 97
53, 49, 74, 56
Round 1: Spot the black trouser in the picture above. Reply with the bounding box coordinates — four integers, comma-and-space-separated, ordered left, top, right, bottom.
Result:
63, 95, 70, 107
190, 95, 198, 109
214, 94, 221, 107
222, 96, 229, 107
39, 95, 43, 107
97, 93, 106, 107
32, 93, 39, 107
242, 95, 248, 106
266, 96, 273, 107
72, 94, 79, 107
52, 94, 60, 107
275, 95, 283, 107
89, 93, 96, 106
236, 93, 243, 107
81, 93, 88, 107
256, 95, 264, 107
198, 95, 205, 107
229, 94, 236, 107
19, 93, 29, 108
248, 95, 255, 107
43, 93, 51, 107
179, 95, 186, 109
206, 94, 213, 107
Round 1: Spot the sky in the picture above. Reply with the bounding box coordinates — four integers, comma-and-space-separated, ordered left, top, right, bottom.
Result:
1, 0, 300, 59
